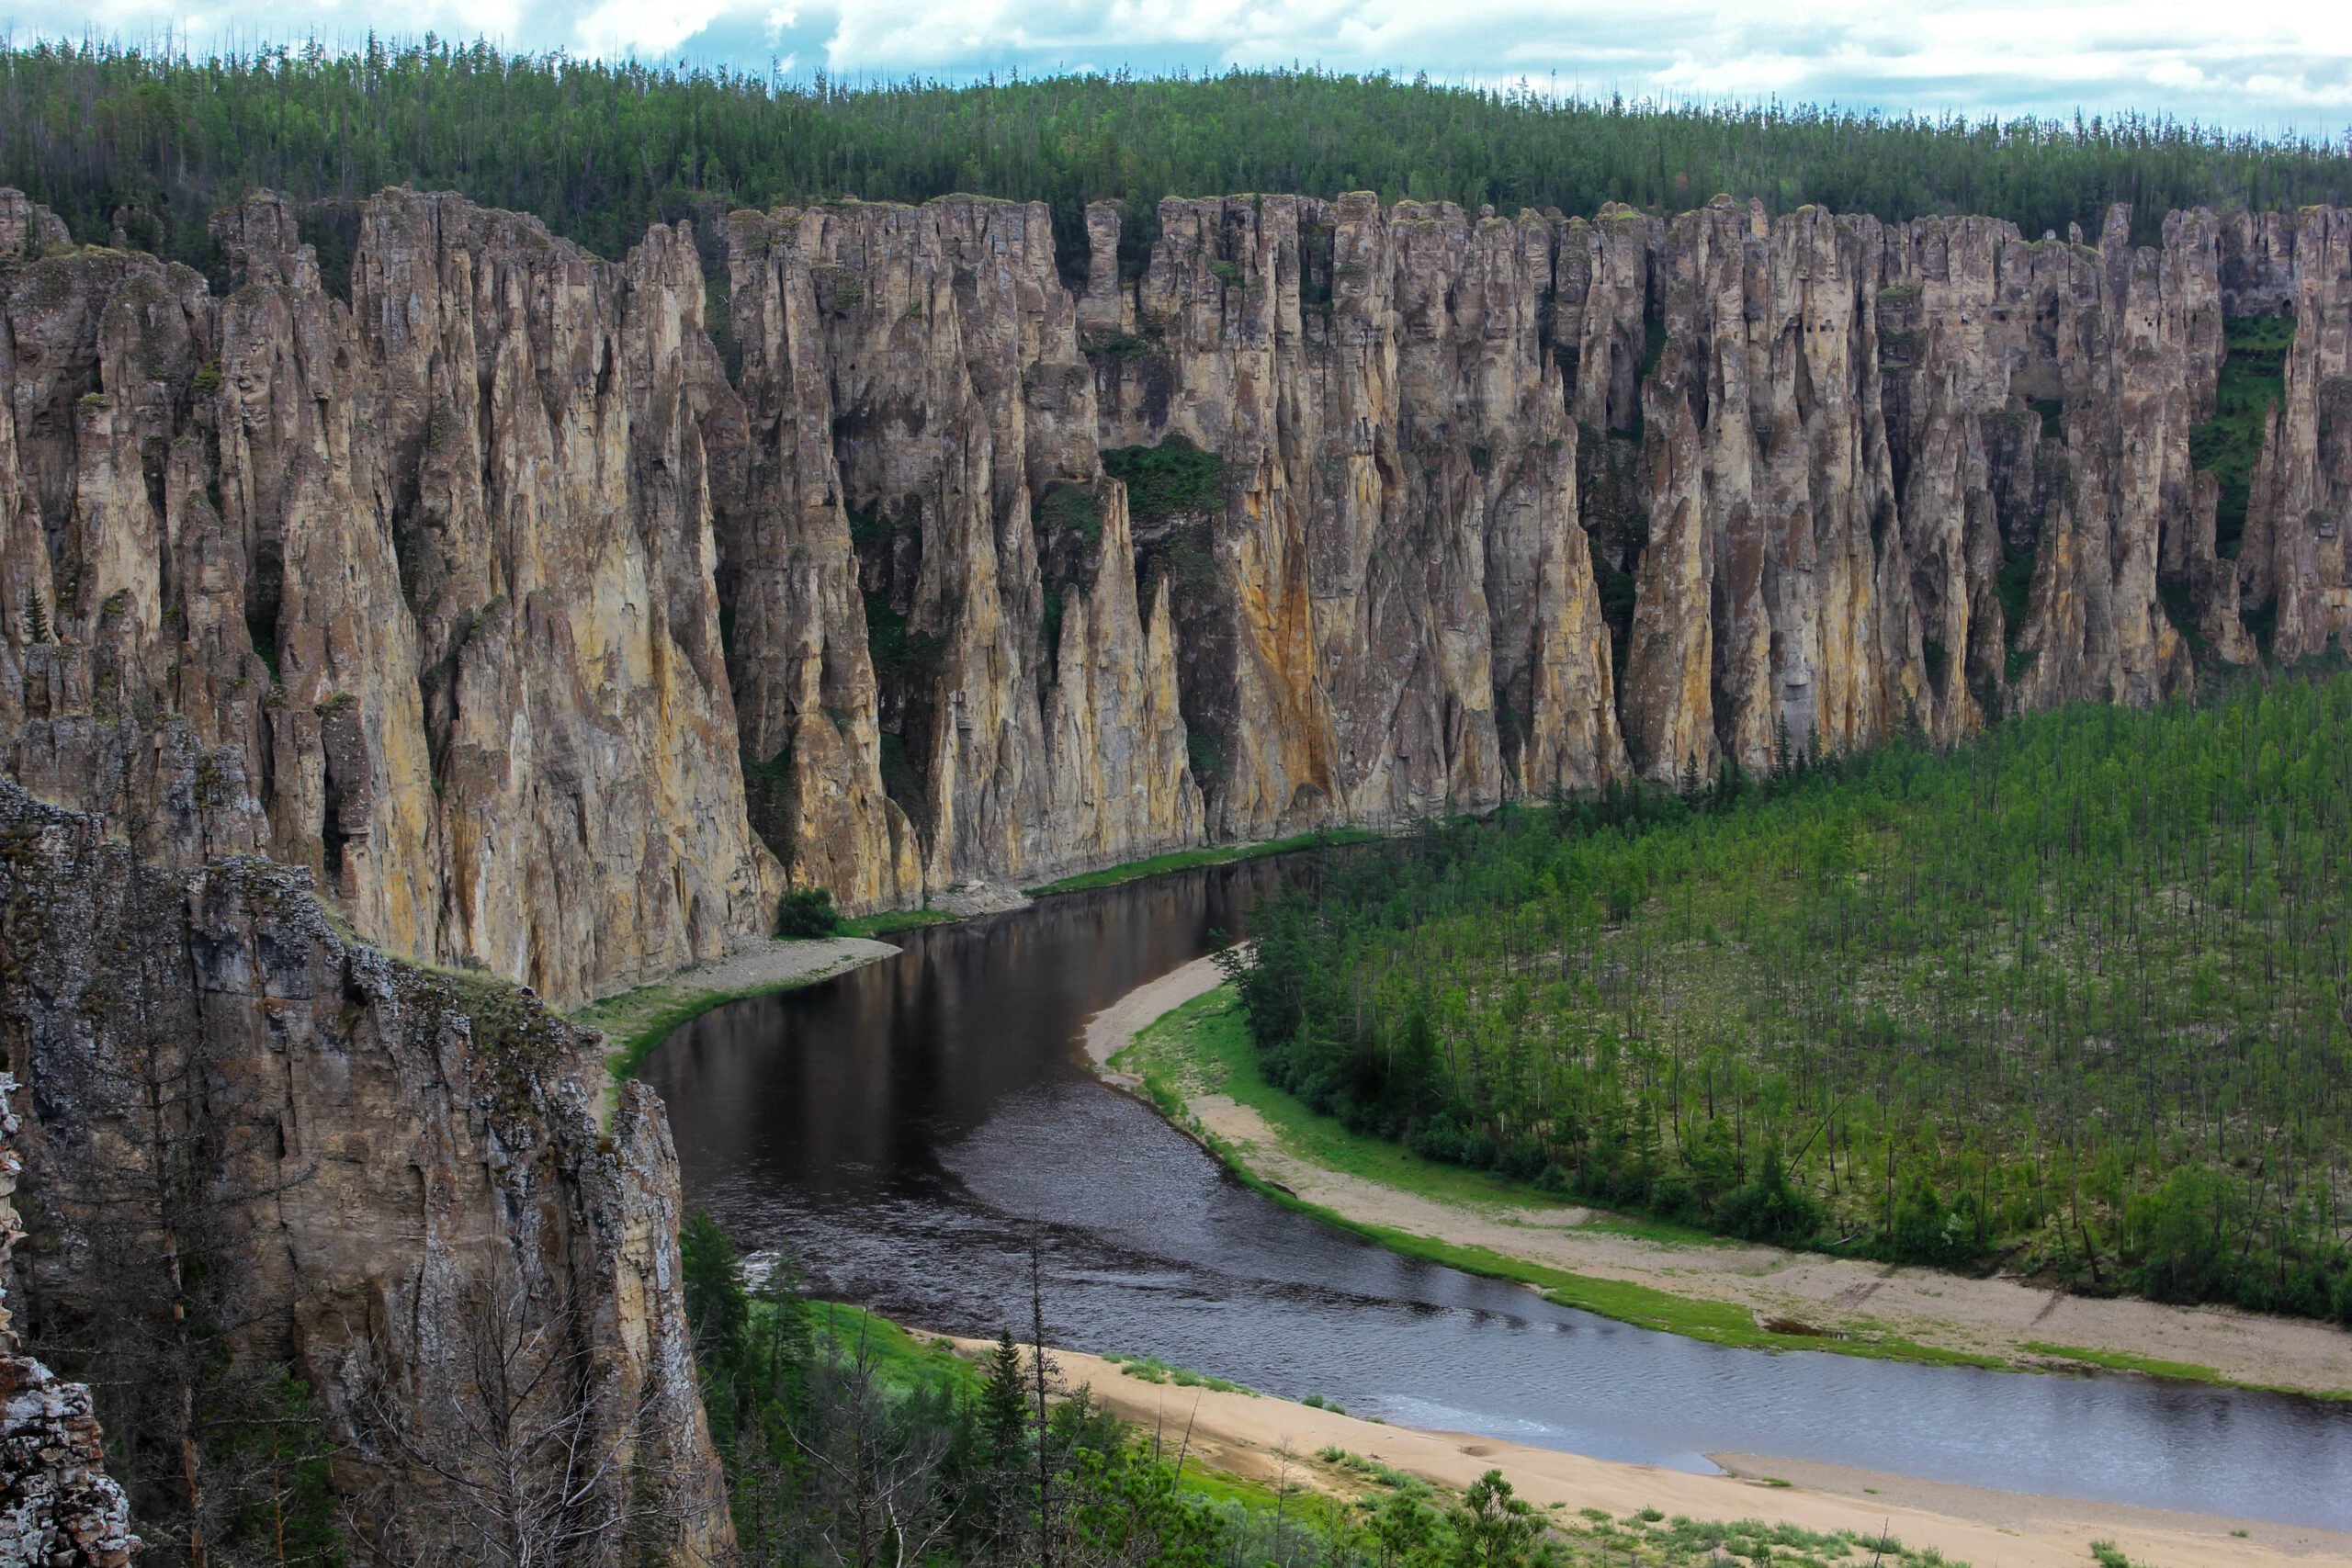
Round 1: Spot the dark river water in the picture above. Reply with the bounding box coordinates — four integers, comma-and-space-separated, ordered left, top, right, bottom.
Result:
643, 857, 2352, 1529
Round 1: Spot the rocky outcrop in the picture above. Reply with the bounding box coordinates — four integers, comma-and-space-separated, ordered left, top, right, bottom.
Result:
2239, 206, 2352, 663
10, 169, 2352, 1565
6, 178, 2351, 952
0, 1072, 137, 1568
0, 776, 729, 1563
724, 185, 2297, 869
0, 188, 777, 1013
721, 198, 1201, 895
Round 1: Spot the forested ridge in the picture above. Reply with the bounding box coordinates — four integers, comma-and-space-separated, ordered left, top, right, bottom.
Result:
6, 39, 2352, 282
1227, 675, 2352, 1325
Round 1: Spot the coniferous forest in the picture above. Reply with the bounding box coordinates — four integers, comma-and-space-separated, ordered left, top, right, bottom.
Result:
6, 39, 2351, 281
1227, 676, 2352, 1325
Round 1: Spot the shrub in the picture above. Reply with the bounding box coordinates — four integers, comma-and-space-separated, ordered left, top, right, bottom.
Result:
775, 886, 843, 938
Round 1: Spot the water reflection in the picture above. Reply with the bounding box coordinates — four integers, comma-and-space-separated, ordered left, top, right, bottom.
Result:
643, 858, 2352, 1529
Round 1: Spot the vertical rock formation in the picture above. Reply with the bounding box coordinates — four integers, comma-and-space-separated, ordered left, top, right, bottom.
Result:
2239, 206, 2352, 664
709, 186, 2352, 878
0, 188, 778, 1011
1090, 192, 1628, 835
0, 777, 730, 1564
721, 198, 1201, 897
10, 177, 2341, 948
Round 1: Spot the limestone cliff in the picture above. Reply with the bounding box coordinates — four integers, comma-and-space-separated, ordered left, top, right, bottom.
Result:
721, 198, 1201, 897
720, 186, 2294, 873
8, 169, 2352, 1567
0, 776, 730, 1563
0, 187, 776, 1013
9, 178, 2339, 960
2238, 205, 2352, 663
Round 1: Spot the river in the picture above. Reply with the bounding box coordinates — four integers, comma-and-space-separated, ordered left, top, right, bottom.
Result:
641, 856, 2352, 1529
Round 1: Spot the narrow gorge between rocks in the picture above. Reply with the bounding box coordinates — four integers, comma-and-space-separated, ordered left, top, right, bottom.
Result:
642, 860, 2352, 1533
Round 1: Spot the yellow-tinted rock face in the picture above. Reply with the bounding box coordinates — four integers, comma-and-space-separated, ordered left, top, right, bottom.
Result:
0, 778, 729, 1565
0, 190, 777, 1011
4, 184, 2347, 967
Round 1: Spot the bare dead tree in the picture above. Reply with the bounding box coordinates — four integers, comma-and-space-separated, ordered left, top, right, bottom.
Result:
350, 1261, 684, 1568
1028, 1231, 1061, 1568
787, 1312, 956, 1568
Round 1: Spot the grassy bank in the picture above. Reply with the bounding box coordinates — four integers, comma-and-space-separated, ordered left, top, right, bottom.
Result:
842, 906, 964, 938
1114, 987, 2049, 1372
573, 942, 883, 1085
1120, 986, 2352, 1399
1023, 827, 1381, 897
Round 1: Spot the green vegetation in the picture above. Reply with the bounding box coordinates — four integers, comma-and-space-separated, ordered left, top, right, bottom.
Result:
16, 41, 2350, 288
775, 885, 845, 938
2020, 1342, 2226, 1385
864, 594, 943, 681
1036, 480, 1105, 541
573, 944, 877, 1085
1023, 826, 1381, 897
1101, 1352, 1253, 1393
1099, 435, 1228, 524
1224, 677, 2352, 1325
2190, 314, 2296, 558
1118, 989, 2003, 1367
844, 905, 965, 938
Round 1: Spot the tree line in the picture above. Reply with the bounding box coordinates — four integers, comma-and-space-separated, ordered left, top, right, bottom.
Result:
1225, 674, 2352, 1325
5, 39, 2349, 288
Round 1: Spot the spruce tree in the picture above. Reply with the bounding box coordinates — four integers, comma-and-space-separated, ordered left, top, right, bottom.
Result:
980, 1327, 1029, 1467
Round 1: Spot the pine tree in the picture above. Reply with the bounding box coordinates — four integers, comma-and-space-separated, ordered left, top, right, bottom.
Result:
979, 1327, 1029, 1466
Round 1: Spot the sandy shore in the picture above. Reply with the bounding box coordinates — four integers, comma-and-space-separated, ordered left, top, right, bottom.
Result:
656, 933, 902, 995
1083, 952, 1232, 1085
1085, 958, 2352, 1398
980, 1339, 2351, 1565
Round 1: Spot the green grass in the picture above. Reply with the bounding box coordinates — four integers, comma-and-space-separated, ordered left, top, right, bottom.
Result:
809, 1301, 985, 1393
1102, 1352, 1256, 1394
2021, 1342, 2225, 1385
572, 942, 884, 1087
1023, 827, 1381, 897
1128, 986, 2347, 1393
1119, 988, 2012, 1370
842, 906, 963, 937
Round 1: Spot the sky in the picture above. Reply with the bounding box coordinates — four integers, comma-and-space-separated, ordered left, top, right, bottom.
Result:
32, 0, 2352, 136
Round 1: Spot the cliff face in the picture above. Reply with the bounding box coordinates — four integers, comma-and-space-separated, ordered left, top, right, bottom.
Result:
6, 173, 2352, 1561
713, 186, 2315, 877
0, 188, 777, 1014
2242, 206, 2352, 664
7, 180, 2344, 950
0, 1068, 136, 1567
0, 777, 729, 1563
722, 198, 1201, 895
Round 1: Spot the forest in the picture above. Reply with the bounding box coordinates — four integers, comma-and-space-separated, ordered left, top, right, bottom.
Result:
1224, 675, 2352, 1325
5, 39, 2351, 285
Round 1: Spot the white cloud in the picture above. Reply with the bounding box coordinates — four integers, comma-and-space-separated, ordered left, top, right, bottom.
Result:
573, 0, 728, 57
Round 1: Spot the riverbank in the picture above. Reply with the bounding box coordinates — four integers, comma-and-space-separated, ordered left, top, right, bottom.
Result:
1015, 1338, 2352, 1567
573, 934, 902, 1105
1097, 961, 2352, 1401
1023, 826, 1380, 897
